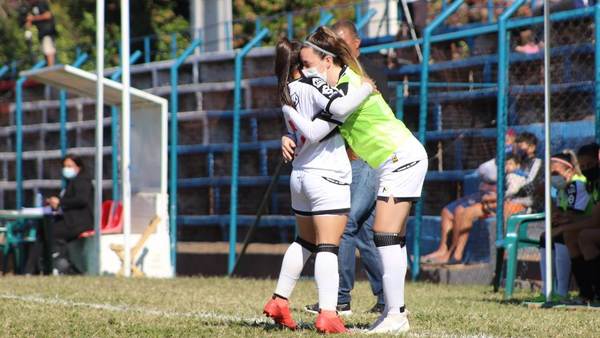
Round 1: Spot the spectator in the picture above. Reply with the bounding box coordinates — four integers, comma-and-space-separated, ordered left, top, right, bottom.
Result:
46, 154, 93, 274
421, 130, 517, 265
24, 0, 56, 66
447, 132, 541, 264
550, 144, 600, 302
539, 150, 591, 301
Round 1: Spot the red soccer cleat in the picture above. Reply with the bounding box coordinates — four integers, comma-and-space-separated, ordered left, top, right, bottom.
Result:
263, 296, 297, 330
315, 310, 348, 334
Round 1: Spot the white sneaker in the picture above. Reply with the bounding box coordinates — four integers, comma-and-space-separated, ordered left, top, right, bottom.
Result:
367, 312, 410, 335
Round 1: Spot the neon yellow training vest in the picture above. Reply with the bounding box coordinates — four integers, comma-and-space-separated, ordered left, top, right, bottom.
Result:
337, 67, 413, 168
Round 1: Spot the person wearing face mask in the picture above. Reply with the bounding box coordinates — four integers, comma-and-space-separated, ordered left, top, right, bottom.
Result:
46, 154, 94, 274
550, 143, 600, 303
537, 151, 592, 302
282, 26, 428, 334
264, 38, 374, 334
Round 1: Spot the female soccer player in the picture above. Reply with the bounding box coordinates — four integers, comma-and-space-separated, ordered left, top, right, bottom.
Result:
263, 38, 373, 333
281, 27, 428, 334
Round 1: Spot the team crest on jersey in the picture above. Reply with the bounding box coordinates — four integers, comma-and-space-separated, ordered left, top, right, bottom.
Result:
311, 78, 336, 98
291, 93, 299, 106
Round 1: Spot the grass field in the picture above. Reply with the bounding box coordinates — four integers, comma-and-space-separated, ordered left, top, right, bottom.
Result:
0, 276, 598, 337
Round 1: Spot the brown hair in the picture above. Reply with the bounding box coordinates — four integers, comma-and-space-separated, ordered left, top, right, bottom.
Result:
304, 26, 364, 77
274, 38, 302, 107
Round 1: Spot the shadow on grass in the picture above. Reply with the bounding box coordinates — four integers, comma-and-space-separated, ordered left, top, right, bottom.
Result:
228, 319, 372, 333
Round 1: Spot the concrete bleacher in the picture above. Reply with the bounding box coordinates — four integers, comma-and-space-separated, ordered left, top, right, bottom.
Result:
0, 9, 597, 279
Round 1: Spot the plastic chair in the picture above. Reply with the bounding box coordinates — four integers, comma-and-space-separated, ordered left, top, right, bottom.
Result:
498, 212, 545, 299
79, 200, 123, 238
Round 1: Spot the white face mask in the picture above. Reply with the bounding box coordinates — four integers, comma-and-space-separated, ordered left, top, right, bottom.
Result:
62, 167, 78, 179
302, 66, 327, 81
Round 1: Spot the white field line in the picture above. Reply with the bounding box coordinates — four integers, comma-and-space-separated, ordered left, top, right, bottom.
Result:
0, 293, 497, 337
0, 293, 270, 325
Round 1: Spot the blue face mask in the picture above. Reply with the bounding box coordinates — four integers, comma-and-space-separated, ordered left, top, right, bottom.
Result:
551, 175, 567, 190
62, 167, 78, 179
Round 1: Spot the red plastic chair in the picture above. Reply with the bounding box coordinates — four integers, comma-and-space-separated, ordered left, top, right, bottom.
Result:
79, 200, 122, 238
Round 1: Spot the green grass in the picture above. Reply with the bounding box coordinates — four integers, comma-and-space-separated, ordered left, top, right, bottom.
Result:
0, 276, 598, 337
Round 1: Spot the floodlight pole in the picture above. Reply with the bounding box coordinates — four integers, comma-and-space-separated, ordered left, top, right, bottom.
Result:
542, 0, 553, 302
94, 0, 105, 276
121, 0, 132, 278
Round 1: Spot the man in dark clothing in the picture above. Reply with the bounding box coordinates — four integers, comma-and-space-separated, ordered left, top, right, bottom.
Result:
25, 0, 57, 65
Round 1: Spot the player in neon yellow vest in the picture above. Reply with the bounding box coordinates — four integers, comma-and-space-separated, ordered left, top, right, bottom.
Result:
281, 27, 428, 334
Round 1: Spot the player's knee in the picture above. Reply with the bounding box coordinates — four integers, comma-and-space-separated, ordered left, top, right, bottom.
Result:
373, 232, 406, 247
295, 236, 316, 253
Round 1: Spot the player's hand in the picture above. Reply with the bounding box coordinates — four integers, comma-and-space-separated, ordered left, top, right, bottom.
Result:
281, 135, 296, 163
362, 76, 378, 94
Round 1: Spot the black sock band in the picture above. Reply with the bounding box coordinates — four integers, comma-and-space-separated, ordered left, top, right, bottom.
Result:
374, 232, 406, 247
316, 243, 339, 255
273, 293, 287, 300
295, 236, 316, 252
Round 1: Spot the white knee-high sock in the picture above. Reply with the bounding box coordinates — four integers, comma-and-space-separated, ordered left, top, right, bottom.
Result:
399, 245, 408, 308
315, 251, 339, 311
554, 243, 571, 297
274, 242, 312, 299
378, 244, 404, 315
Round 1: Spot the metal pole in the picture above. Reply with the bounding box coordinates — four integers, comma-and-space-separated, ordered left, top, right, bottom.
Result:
170, 38, 203, 274
543, 0, 553, 303
399, 0, 423, 61
15, 60, 45, 211
94, 0, 105, 276
229, 28, 269, 275
120, 0, 132, 278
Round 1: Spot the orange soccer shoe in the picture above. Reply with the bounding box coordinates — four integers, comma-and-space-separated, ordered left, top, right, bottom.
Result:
263, 296, 298, 330
315, 310, 348, 334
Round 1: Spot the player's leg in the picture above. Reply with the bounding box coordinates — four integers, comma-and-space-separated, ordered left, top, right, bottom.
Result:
264, 171, 316, 330
369, 139, 428, 334
307, 172, 350, 333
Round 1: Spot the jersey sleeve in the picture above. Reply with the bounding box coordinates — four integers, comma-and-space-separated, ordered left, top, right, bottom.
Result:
327, 82, 373, 118
282, 105, 338, 144
304, 77, 373, 119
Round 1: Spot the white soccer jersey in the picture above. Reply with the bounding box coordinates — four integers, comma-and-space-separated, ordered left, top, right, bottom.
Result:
285, 76, 351, 184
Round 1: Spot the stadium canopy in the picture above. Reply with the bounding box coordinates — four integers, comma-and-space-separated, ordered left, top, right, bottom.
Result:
21, 64, 173, 277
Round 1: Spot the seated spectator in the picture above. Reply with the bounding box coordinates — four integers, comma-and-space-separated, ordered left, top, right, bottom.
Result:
421, 130, 517, 264
448, 132, 541, 264
539, 150, 591, 301
516, 29, 541, 54
46, 154, 93, 274
550, 144, 600, 302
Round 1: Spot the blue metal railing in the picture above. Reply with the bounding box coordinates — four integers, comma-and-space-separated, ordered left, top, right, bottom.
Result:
170, 38, 203, 271
229, 27, 270, 275
414, 0, 465, 280
110, 50, 143, 201
60, 53, 89, 188
15, 60, 46, 209
0, 65, 9, 79
356, 8, 377, 32
495, 0, 526, 246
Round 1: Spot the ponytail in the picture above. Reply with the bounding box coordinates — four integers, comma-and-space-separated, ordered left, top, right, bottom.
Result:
274, 38, 302, 107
